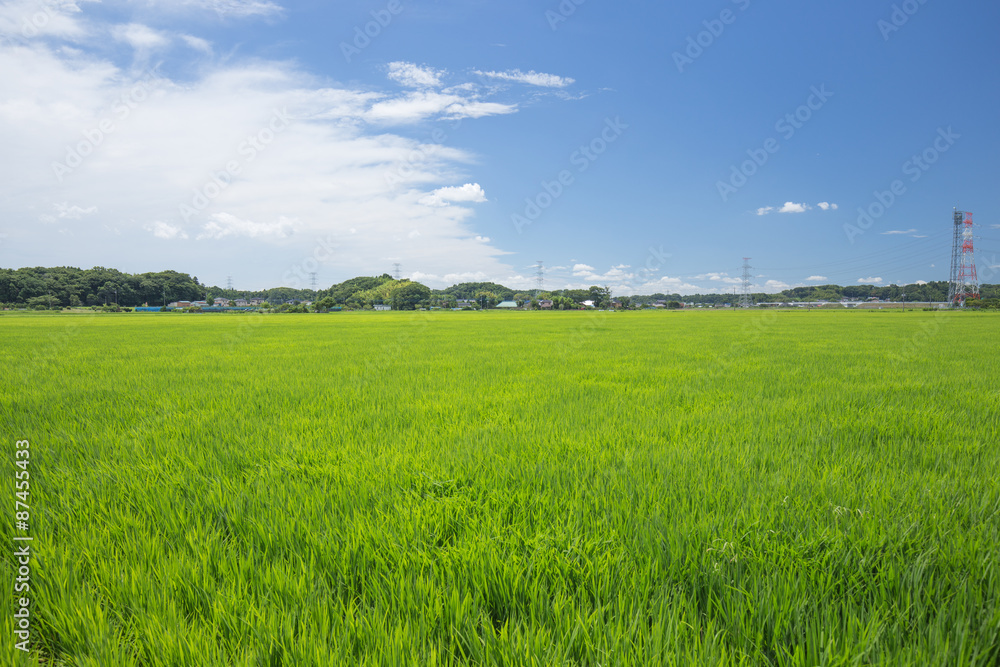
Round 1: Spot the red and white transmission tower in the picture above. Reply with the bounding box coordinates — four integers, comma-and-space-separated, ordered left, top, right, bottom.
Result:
948, 210, 979, 306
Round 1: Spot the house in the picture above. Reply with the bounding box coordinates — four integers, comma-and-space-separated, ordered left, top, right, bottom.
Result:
234, 299, 250, 307
539, 299, 553, 310
214, 298, 231, 307
248, 298, 265, 306
168, 301, 192, 309
456, 299, 476, 309
496, 300, 518, 309
374, 304, 392, 311
190, 300, 208, 308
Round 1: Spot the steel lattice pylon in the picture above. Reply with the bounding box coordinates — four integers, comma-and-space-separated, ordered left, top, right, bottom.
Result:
948, 210, 979, 306
740, 258, 753, 308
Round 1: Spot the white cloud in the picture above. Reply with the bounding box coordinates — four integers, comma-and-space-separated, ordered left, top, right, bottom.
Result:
175, 0, 282, 18
806, 275, 827, 281
196, 213, 295, 240
0, 1, 91, 41
778, 201, 809, 213
0, 38, 547, 288
145, 221, 188, 240
695, 272, 740, 284
881, 229, 917, 235
757, 201, 836, 215
112, 23, 170, 51
572, 263, 595, 275
765, 279, 790, 291
52, 202, 97, 219
444, 100, 518, 119
387, 62, 445, 88
181, 34, 213, 55
857, 277, 883, 284
474, 69, 574, 88
419, 183, 487, 207
915, 280, 928, 285
365, 91, 516, 123
629, 275, 702, 295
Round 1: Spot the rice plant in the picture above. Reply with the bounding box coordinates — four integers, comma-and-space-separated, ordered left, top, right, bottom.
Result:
1, 310, 998, 665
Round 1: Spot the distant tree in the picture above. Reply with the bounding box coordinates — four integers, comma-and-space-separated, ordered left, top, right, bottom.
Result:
314, 296, 337, 312
474, 290, 500, 309
393, 282, 431, 310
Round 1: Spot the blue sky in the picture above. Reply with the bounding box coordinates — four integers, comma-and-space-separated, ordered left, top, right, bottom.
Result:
1, 0, 998, 294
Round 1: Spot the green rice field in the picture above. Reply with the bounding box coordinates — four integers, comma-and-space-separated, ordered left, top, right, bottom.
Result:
2, 310, 999, 665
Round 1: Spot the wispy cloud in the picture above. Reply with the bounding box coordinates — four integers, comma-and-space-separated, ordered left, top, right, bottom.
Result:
473, 69, 575, 88
806, 275, 827, 281
881, 228, 917, 235
176, 0, 283, 18
857, 276, 883, 284
181, 34, 213, 55
111, 22, 170, 52
196, 213, 296, 240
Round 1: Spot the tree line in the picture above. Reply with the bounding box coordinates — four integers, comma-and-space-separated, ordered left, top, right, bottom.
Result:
3, 266, 998, 310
